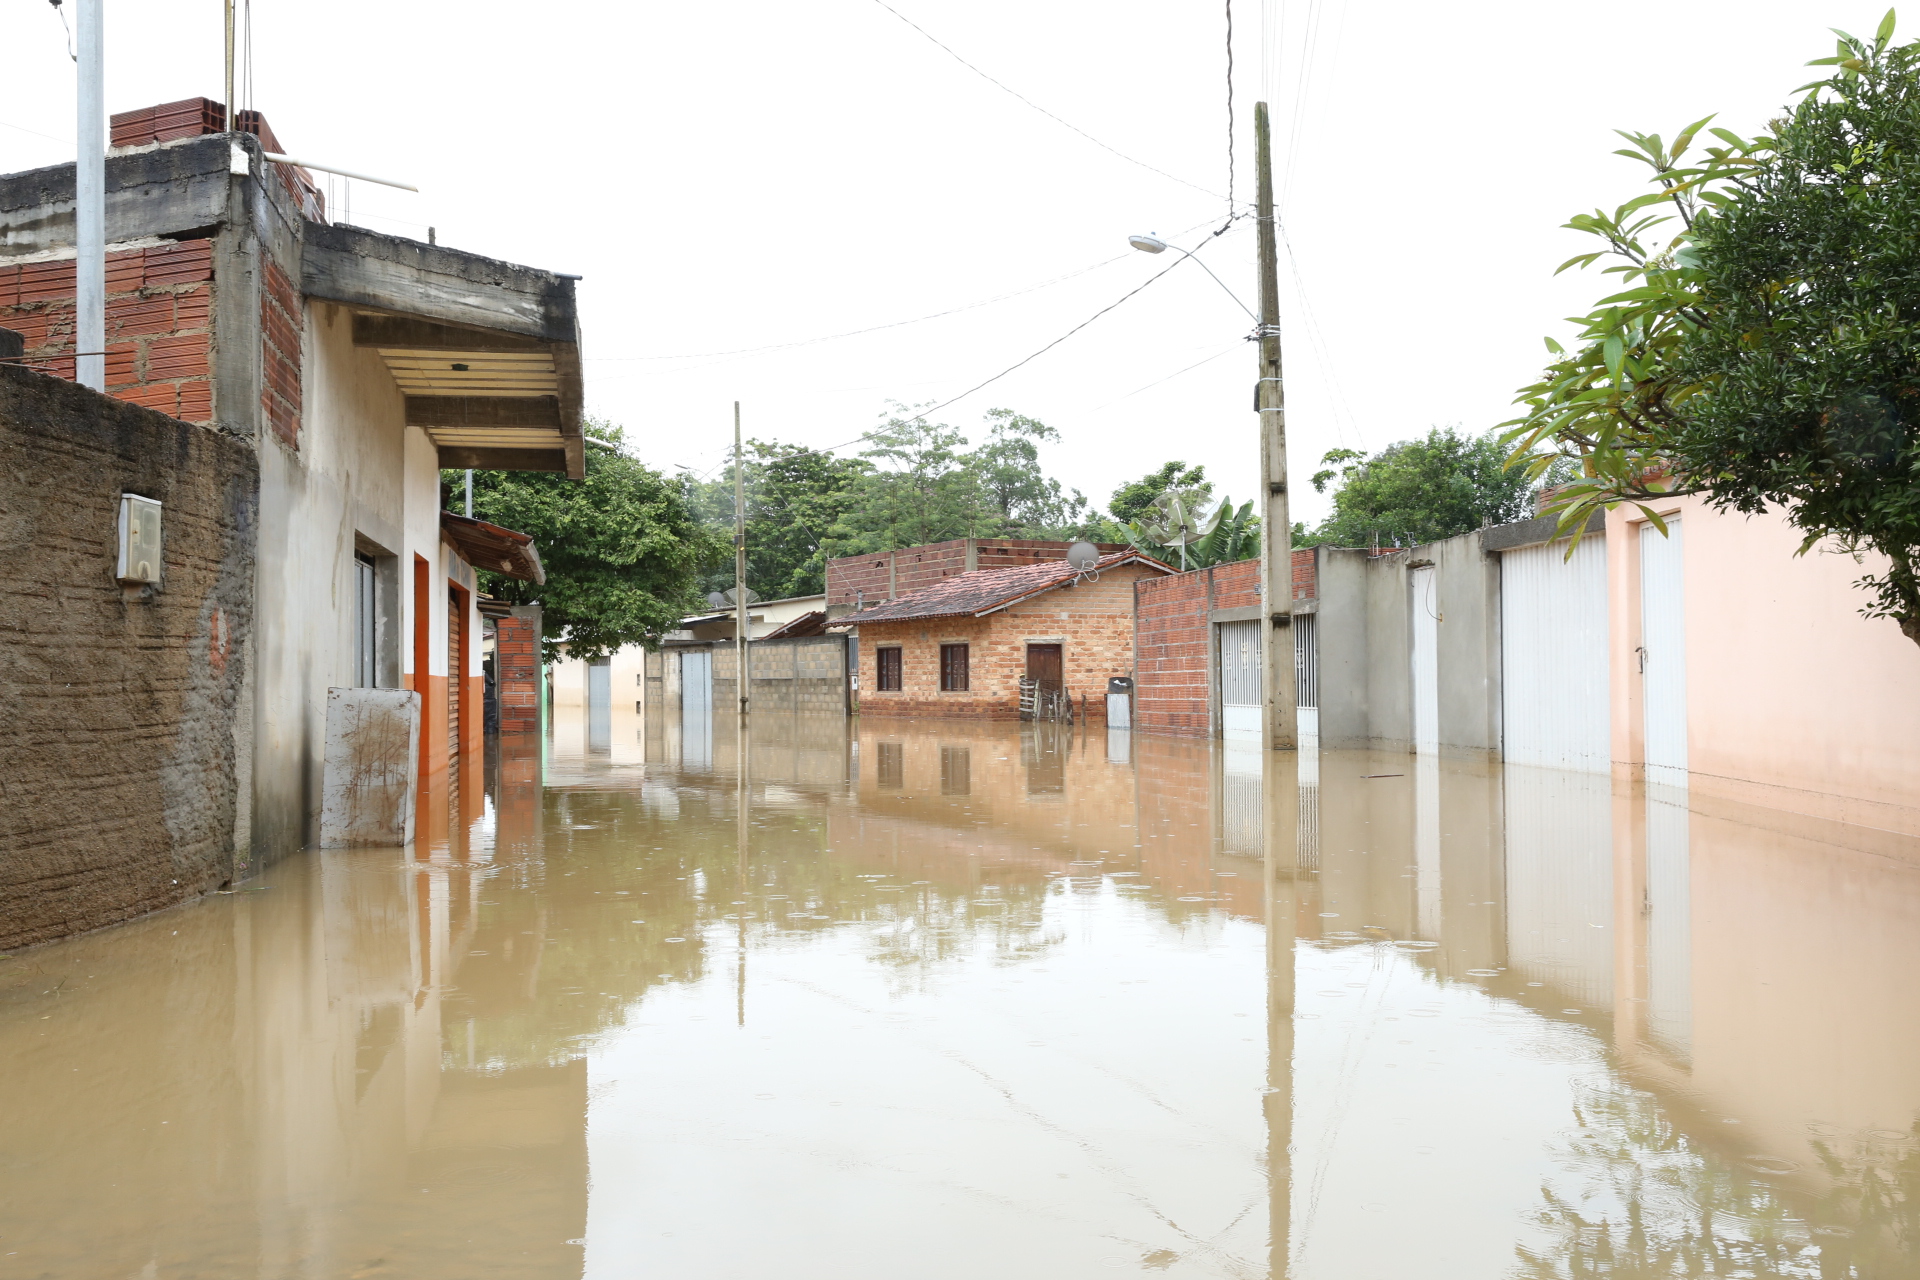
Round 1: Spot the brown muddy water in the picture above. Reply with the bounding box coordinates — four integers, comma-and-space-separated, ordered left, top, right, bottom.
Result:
4, 708, 1919, 1279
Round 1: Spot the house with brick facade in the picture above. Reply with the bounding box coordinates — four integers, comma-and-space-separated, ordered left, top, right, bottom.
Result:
832, 550, 1173, 721
0, 98, 576, 867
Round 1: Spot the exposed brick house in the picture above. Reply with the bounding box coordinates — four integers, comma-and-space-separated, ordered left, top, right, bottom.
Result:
834, 550, 1173, 721
1132, 552, 1319, 737
0, 98, 580, 865
825, 538, 1128, 614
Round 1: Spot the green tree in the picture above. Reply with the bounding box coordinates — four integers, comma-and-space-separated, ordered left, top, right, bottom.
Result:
455, 422, 721, 663
1109, 461, 1211, 526
1502, 12, 1920, 647
1309, 427, 1544, 547
685, 441, 868, 599
969, 408, 1097, 537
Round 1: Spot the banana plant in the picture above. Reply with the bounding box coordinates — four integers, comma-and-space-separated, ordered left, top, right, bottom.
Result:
1124, 491, 1258, 571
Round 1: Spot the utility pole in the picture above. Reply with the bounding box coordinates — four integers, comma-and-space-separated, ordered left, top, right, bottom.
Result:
733, 401, 749, 718
1255, 101, 1298, 752
75, 0, 104, 392
223, 0, 235, 127
463, 469, 473, 518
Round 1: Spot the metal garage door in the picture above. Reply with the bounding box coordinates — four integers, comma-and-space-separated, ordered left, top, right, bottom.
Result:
1410, 566, 1439, 754
1500, 537, 1610, 771
1218, 619, 1261, 739
1640, 519, 1688, 787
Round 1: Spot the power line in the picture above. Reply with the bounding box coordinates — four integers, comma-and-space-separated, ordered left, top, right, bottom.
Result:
1088, 344, 1240, 412
867, 0, 1227, 201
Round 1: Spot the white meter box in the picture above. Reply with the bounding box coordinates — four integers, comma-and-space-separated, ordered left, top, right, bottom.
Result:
117, 494, 163, 585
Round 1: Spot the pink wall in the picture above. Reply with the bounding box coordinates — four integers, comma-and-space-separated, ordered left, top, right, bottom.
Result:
1605, 496, 1920, 836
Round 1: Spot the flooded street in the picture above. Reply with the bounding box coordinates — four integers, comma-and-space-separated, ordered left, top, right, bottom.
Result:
5, 710, 1919, 1279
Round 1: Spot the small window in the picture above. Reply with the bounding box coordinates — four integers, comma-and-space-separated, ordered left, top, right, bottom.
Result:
939, 643, 970, 692
353, 551, 377, 687
876, 646, 903, 691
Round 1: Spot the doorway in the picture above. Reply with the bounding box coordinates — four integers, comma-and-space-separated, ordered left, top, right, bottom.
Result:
1640, 518, 1687, 787
1025, 644, 1062, 692
1217, 619, 1260, 739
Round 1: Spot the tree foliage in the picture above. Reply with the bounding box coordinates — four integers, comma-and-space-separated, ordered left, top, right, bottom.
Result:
684, 441, 868, 599
1120, 488, 1257, 571
1502, 11, 1920, 647
1308, 427, 1545, 547
1109, 461, 1211, 526
456, 422, 721, 663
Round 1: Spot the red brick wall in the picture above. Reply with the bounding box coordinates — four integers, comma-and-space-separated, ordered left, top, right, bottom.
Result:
260, 257, 302, 448
1132, 551, 1317, 737
0, 241, 214, 423
495, 615, 540, 734
826, 538, 1128, 608
856, 563, 1159, 720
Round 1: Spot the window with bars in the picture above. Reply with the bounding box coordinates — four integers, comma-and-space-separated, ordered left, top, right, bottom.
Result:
939, 643, 970, 691
876, 646, 903, 691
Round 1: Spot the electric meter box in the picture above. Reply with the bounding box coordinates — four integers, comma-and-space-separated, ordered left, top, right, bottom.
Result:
117, 493, 163, 585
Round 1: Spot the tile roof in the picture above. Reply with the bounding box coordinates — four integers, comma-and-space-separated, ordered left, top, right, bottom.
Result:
828, 550, 1173, 626
440, 511, 545, 584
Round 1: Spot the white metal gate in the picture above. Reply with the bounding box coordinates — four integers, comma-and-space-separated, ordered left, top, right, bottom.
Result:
1500, 537, 1610, 770
1218, 619, 1261, 739
679, 649, 713, 770
587, 658, 612, 752
1640, 519, 1687, 786
1410, 566, 1438, 753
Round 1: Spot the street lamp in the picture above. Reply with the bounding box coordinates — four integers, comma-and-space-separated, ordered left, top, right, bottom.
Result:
1126, 232, 1257, 321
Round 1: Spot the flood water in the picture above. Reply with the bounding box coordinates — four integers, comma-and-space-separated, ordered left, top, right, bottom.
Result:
5, 708, 1920, 1278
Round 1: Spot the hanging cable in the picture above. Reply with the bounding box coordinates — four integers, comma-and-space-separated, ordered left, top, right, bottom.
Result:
1222, 0, 1236, 233
867, 0, 1227, 201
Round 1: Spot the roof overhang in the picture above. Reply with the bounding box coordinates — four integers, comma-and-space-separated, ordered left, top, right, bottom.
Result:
440, 511, 546, 583
303, 223, 585, 479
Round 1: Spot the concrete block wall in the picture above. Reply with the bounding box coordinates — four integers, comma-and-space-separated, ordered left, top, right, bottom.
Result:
0, 364, 257, 951
0, 240, 215, 423
1131, 552, 1315, 737
710, 635, 848, 714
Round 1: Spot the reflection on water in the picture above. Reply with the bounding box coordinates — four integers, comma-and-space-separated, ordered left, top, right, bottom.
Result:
2, 708, 1919, 1278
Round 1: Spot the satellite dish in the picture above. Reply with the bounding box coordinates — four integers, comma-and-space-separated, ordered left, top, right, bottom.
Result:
1066, 541, 1099, 571
706, 591, 727, 607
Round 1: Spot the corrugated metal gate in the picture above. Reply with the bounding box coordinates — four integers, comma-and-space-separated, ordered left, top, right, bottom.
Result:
1218, 619, 1261, 738
679, 649, 713, 770
1640, 519, 1688, 786
1500, 537, 1610, 770
1293, 614, 1318, 709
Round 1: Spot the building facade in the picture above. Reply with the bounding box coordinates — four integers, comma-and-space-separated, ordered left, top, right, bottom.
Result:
0, 99, 578, 878
835, 550, 1172, 721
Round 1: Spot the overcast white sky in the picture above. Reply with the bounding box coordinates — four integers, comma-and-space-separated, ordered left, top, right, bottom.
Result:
0, 0, 1897, 526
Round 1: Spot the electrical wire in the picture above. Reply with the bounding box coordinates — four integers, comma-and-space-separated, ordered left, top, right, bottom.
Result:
866, 0, 1226, 201
1087, 344, 1240, 413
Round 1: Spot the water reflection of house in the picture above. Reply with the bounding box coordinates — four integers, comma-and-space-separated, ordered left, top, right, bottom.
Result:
0, 99, 570, 946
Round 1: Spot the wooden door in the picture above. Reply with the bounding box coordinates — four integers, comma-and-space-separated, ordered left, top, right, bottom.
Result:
1026, 643, 1063, 692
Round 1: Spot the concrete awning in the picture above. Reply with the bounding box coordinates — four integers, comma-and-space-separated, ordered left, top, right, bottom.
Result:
303, 224, 585, 479
441, 511, 545, 584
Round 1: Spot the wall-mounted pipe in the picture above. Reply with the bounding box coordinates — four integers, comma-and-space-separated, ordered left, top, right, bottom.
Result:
262, 153, 419, 193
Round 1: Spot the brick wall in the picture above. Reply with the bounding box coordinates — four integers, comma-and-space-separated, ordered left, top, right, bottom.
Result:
825, 538, 1128, 609
260, 256, 302, 448
0, 364, 257, 951
1132, 551, 1317, 737
495, 612, 541, 735
0, 240, 215, 423
854, 564, 1160, 720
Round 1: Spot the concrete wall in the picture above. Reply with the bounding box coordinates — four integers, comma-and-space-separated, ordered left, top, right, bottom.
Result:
0, 365, 256, 950
641, 636, 849, 717
1317, 533, 1500, 754
1604, 496, 1920, 835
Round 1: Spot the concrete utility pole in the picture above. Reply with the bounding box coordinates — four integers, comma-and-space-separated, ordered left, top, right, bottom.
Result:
733, 401, 749, 718
1254, 101, 1298, 752
223, 0, 235, 128
75, 0, 105, 392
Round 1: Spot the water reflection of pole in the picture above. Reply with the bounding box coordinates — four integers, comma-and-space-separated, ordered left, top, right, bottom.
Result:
1264, 744, 1299, 1277
737, 703, 750, 1028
